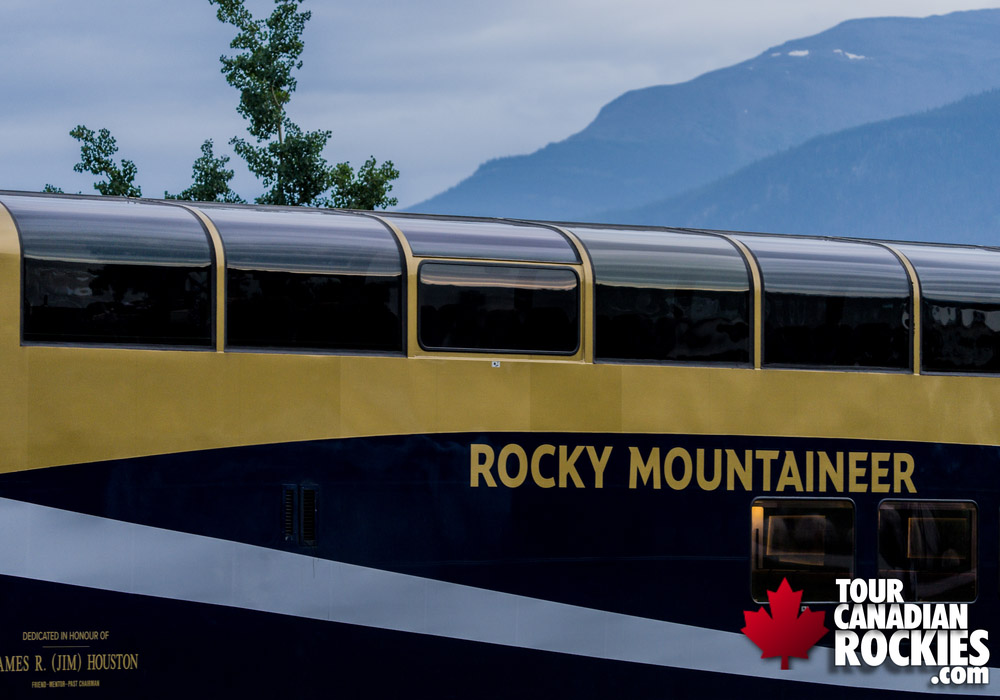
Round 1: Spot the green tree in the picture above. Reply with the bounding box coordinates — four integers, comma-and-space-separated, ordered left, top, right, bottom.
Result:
41, 184, 64, 194
323, 157, 399, 209
69, 125, 141, 197
165, 139, 245, 203
211, 0, 397, 208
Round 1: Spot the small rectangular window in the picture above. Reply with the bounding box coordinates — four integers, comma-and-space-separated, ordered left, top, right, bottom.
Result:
751, 498, 854, 603
878, 500, 976, 601
418, 263, 579, 354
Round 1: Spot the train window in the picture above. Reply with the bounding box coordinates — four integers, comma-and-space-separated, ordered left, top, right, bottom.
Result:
4, 193, 214, 346
734, 235, 910, 369
571, 226, 750, 364
751, 498, 854, 603
201, 206, 404, 352
382, 215, 579, 264
878, 500, 976, 601
893, 244, 1000, 373
418, 263, 579, 353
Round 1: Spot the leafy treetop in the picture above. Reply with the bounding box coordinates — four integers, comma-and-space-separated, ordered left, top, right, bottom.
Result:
324, 157, 400, 210
69, 125, 141, 197
210, 0, 398, 209
165, 139, 245, 203
211, 0, 308, 145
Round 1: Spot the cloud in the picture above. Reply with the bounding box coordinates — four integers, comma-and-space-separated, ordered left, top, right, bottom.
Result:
2, 0, 997, 207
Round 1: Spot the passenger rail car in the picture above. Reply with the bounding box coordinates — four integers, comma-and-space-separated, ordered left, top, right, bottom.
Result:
0, 191, 998, 697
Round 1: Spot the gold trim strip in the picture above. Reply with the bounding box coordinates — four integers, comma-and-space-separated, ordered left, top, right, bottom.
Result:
880, 243, 922, 375
180, 205, 226, 353
536, 225, 592, 363
366, 214, 418, 358
719, 235, 763, 369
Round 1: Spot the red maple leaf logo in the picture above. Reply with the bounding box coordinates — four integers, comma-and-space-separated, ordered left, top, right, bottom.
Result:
742, 578, 828, 670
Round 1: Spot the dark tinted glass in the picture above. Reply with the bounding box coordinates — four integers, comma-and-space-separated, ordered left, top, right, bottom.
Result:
751, 499, 854, 603
23, 261, 211, 345
3, 194, 213, 346
200, 206, 403, 352
571, 227, 750, 363
227, 270, 401, 351
419, 263, 578, 353
736, 236, 910, 369
878, 500, 976, 602
894, 244, 1000, 373
383, 215, 578, 263
594, 288, 749, 362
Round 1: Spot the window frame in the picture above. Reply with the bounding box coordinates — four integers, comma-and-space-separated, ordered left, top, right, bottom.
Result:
569, 225, 754, 368
416, 259, 582, 356
734, 234, 913, 372
5, 194, 218, 351
750, 496, 857, 604
223, 266, 406, 356
877, 498, 978, 603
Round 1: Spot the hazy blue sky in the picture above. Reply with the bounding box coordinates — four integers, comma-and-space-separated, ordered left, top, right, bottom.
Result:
1, 0, 997, 207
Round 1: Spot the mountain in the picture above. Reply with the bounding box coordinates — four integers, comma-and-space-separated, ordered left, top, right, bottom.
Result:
601, 88, 1000, 245
411, 9, 1000, 221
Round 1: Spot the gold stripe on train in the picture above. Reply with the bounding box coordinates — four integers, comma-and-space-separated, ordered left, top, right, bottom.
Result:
2, 201, 1000, 473
3, 347, 1000, 472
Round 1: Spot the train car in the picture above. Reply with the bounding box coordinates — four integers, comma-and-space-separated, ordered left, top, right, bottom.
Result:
0, 190, 997, 697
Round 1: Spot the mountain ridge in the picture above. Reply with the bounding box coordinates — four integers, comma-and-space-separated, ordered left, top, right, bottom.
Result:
599, 87, 1000, 244
410, 9, 1000, 222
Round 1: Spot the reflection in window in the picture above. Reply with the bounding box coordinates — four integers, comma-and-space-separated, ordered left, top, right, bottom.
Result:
763, 293, 909, 368
922, 301, 1000, 373
878, 500, 976, 601
23, 260, 212, 346
596, 287, 749, 363
418, 263, 578, 353
751, 499, 854, 603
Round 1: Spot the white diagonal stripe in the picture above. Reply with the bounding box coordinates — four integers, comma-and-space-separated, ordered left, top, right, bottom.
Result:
0, 497, 994, 694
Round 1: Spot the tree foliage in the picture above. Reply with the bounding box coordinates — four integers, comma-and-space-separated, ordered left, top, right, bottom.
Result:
54, 1, 398, 209
165, 139, 245, 202
69, 125, 141, 197
323, 157, 400, 209
211, 0, 398, 208
233, 124, 332, 205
